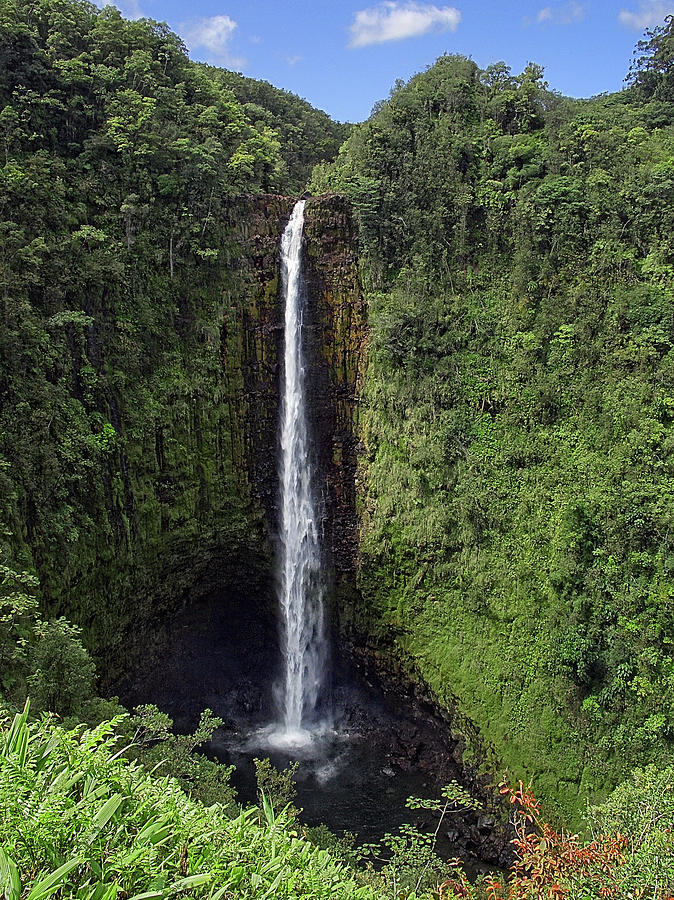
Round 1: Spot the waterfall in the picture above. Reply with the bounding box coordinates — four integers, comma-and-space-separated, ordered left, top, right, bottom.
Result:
277, 198, 326, 742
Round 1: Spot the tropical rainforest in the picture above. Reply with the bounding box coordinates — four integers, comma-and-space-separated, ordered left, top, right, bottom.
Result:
0, 0, 673, 896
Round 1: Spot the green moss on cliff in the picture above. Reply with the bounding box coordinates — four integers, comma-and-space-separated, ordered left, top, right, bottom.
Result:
315, 53, 674, 823
0, 0, 341, 661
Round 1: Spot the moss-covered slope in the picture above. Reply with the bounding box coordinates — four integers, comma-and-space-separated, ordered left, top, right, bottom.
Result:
313, 50, 674, 822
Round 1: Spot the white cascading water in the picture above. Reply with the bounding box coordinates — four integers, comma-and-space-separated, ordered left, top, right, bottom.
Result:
276, 198, 325, 743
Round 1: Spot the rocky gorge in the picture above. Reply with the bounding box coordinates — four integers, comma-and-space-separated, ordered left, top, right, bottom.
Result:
100, 193, 509, 865
4, 4, 674, 892
3, 179, 508, 858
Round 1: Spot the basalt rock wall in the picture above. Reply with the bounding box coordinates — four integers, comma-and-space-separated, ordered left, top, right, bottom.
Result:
303, 196, 366, 581
2, 191, 365, 674
233, 193, 366, 584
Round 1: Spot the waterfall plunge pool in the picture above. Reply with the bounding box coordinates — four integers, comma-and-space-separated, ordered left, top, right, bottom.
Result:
113, 586, 507, 871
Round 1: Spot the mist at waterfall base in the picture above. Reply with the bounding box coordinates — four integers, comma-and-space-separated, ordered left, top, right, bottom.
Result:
114, 570, 499, 865
115, 583, 464, 844
209, 667, 436, 845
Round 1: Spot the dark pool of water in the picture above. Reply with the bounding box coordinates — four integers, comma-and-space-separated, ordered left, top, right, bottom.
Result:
208, 723, 436, 842
112, 588, 504, 869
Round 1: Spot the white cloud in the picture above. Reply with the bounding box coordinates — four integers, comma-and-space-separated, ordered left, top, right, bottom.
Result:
286, 55, 302, 66
618, 0, 674, 29
118, 0, 144, 19
536, 1, 585, 24
349, 1, 461, 48
183, 14, 245, 67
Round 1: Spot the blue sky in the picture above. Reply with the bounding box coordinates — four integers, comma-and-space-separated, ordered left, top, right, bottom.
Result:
106, 0, 674, 121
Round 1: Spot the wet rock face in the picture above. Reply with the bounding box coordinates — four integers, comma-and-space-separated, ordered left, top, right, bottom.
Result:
303, 196, 366, 581
230, 194, 366, 583
223, 194, 294, 517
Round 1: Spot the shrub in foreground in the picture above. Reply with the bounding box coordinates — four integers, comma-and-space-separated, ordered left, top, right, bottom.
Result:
0, 702, 376, 900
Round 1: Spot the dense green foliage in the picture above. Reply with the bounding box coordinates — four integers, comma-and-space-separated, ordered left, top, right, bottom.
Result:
2, 699, 672, 898
0, 572, 376, 896
0, 703, 377, 900
215, 69, 350, 191
1, 559, 233, 810
313, 31, 674, 821
0, 0, 342, 649
627, 14, 674, 103
1, 562, 99, 717
2, 0, 674, 890
589, 764, 674, 893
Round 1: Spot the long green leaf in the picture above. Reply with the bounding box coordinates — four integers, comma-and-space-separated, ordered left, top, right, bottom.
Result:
47, 767, 84, 796
77, 783, 109, 809
260, 792, 276, 827
3, 699, 30, 760
15, 721, 28, 769
26, 857, 82, 900
87, 794, 123, 842
170, 873, 211, 892
76, 882, 119, 900
260, 871, 283, 898
109, 741, 136, 762
0, 847, 21, 900
135, 817, 172, 846
209, 888, 230, 900
33, 735, 58, 774
127, 891, 165, 900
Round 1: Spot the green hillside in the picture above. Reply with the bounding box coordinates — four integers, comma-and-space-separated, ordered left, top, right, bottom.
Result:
312, 37, 674, 822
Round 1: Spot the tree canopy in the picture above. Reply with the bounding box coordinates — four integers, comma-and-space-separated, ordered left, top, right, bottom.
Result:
313, 50, 674, 822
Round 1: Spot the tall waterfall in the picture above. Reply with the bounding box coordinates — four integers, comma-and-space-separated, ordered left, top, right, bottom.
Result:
277, 198, 326, 741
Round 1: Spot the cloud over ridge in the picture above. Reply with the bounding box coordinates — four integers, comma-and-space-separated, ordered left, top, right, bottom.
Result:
536, 1, 585, 25
349, 1, 461, 48
183, 14, 244, 67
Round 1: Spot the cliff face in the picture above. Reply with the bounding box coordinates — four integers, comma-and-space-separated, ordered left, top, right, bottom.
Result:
222, 194, 294, 518
304, 196, 367, 581
2, 193, 365, 665
231, 194, 366, 583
